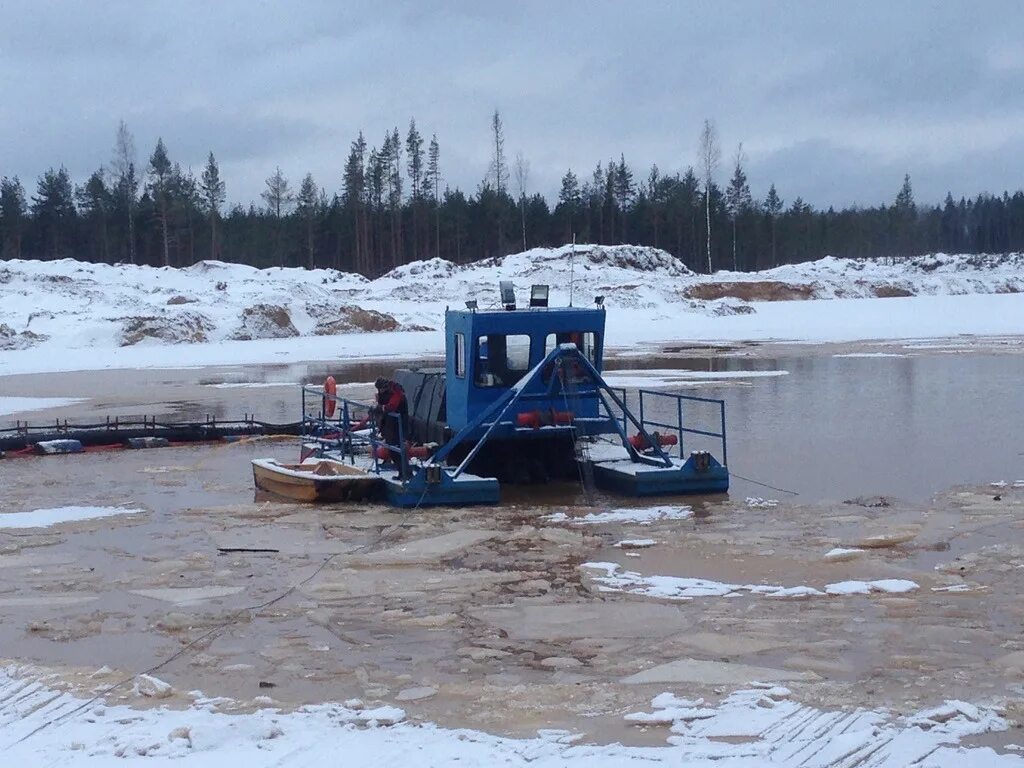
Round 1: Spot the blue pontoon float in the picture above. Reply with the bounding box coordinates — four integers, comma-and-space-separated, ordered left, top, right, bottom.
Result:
298, 283, 729, 507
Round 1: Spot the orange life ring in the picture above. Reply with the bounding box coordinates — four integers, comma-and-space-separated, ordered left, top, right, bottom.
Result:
323, 376, 337, 418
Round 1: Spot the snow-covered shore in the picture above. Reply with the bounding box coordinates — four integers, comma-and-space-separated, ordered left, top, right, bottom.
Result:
2, 666, 1019, 767
2, 246, 1023, 377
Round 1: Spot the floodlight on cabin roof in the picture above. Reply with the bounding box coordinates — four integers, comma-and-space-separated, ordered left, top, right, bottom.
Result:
465, 299, 478, 310
594, 295, 605, 307
499, 280, 516, 311
529, 284, 549, 308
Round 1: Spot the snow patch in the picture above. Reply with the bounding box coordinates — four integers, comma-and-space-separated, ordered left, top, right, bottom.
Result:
0, 396, 85, 416
583, 563, 919, 601
545, 506, 693, 526
824, 579, 919, 595
0, 505, 143, 529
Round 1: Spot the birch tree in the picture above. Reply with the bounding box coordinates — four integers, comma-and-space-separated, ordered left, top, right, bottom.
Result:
111, 120, 138, 263
697, 118, 721, 273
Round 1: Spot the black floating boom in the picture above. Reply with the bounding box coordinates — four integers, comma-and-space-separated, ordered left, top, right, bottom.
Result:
0, 416, 303, 453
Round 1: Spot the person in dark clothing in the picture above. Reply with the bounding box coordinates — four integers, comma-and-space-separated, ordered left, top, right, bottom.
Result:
372, 377, 409, 450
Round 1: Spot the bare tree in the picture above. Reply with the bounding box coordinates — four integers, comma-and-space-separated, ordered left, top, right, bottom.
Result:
697, 118, 721, 273
110, 120, 138, 263
262, 167, 294, 266
514, 151, 530, 252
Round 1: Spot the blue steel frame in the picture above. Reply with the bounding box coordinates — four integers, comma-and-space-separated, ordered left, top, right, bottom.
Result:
301, 385, 411, 477
428, 343, 676, 477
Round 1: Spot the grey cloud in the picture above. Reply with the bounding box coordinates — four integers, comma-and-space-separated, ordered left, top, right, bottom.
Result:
1, 1, 1022, 208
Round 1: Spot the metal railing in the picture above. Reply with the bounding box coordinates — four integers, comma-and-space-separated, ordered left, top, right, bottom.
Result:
634, 389, 728, 467
301, 384, 410, 481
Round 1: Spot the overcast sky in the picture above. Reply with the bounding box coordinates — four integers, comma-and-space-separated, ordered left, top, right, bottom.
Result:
2, 1, 1023, 209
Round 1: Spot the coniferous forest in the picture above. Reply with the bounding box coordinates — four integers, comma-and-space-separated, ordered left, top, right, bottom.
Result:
3, 113, 1024, 276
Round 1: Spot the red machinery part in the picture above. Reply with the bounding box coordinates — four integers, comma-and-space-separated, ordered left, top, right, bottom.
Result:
551, 410, 574, 425
515, 410, 575, 429
629, 432, 678, 450
516, 411, 542, 429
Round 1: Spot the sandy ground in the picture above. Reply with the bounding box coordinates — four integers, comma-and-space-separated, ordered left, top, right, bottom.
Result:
2, 436, 1024, 752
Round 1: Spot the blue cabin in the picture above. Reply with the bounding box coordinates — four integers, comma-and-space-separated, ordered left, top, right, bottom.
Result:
392, 291, 610, 482
443, 305, 606, 431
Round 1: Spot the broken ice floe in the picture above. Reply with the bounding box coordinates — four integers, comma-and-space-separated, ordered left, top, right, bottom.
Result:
0, 505, 144, 529
823, 579, 919, 595
614, 539, 658, 549
582, 562, 919, 600
745, 497, 778, 508
624, 687, 1011, 765
823, 547, 865, 562
545, 506, 692, 525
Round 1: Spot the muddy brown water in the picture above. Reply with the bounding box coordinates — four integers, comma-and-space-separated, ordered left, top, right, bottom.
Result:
2, 441, 1024, 749
4, 342, 1021, 503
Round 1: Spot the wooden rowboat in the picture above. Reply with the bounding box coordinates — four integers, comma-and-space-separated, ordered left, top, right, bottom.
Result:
252, 458, 381, 502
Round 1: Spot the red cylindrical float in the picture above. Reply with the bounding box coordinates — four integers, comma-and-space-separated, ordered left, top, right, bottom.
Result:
516, 411, 542, 429
551, 410, 574, 425
323, 376, 337, 418
406, 444, 431, 460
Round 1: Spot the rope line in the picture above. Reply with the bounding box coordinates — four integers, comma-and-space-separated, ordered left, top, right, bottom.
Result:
729, 470, 800, 496
11, 471, 430, 746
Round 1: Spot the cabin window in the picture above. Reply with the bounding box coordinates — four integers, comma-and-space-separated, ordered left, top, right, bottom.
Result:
454, 333, 466, 378
475, 334, 532, 387
545, 331, 598, 364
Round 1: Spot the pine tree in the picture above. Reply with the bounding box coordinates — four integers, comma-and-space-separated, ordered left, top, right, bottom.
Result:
365, 146, 385, 271
200, 152, 226, 261
262, 166, 293, 266
487, 109, 508, 194
406, 119, 424, 259
612, 154, 634, 243
0, 176, 28, 259
486, 110, 509, 256
31, 167, 76, 259
590, 162, 606, 243
556, 169, 581, 243
75, 169, 112, 262
147, 138, 173, 266
763, 183, 783, 266
893, 174, 916, 258
383, 127, 403, 266
426, 134, 441, 258
343, 132, 367, 271
171, 165, 201, 265
296, 173, 319, 269
724, 143, 752, 270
